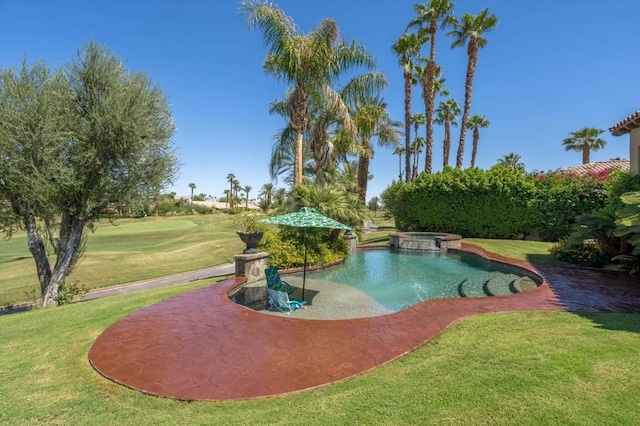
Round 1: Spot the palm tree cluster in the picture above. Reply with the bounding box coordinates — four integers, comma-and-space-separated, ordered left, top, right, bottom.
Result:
242, 1, 503, 207
222, 176, 287, 212
395, 0, 497, 181
223, 173, 257, 210
242, 0, 400, 205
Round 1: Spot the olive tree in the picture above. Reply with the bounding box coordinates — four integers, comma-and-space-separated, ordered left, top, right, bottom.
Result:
0, 42, 179, 306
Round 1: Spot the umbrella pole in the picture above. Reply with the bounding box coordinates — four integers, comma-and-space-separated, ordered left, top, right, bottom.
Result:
302, 232, 308, 301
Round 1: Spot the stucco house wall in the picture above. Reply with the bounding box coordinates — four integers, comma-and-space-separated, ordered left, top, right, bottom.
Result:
629, 127, 640, 175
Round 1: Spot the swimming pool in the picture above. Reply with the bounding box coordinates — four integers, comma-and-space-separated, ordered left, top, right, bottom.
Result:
305, 248, 540, 312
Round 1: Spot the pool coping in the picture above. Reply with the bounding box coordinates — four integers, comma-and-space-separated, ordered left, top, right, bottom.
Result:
88, 243, 566, 401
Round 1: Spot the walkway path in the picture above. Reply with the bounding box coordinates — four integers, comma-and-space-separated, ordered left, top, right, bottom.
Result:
83, 264, 234, 301
88, 244, 640, 401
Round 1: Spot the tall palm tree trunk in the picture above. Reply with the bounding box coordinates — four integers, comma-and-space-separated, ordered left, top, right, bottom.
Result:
290, 83, 308, 185
357, 148, 370, 203
413, 144, 419, 180
582, 144, 590, 164
443, 118, 451, 168
404, 71, 412, 182
471, 126, 480, 167
425, 24, 437, 174
456, 41, 478, 168
294, 131, 304, 184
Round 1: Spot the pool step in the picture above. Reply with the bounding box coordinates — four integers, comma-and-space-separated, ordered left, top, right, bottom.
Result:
484, 274, 521, 296
458, 272, 502, 298
510, 276, 539, 293
459, 273, 539, 298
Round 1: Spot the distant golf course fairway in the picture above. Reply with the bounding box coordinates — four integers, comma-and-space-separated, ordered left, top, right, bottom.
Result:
0, 214, 244, 306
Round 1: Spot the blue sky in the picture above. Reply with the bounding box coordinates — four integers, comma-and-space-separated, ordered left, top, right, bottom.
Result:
1, 0, 638, 201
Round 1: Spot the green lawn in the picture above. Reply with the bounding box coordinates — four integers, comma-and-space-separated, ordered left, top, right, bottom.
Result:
0, 214, 244, 306
1, 280, 638, 424
1, 215, 638, 423
465, 238, 554, 263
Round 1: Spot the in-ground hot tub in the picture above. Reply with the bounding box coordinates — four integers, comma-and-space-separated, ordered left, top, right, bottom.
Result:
389, 232, 462, 251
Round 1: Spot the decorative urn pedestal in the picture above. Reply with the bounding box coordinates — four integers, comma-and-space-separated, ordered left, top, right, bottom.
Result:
236, 231, 264, 254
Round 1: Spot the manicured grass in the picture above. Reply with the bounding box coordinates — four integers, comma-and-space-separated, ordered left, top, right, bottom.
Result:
0, 214, 244, 306
465, 238, 554, 263
1, 280, 638, 424
360, 215, 397, 244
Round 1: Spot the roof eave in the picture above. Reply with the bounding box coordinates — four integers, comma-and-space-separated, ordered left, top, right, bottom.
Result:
609, 109, 640, 136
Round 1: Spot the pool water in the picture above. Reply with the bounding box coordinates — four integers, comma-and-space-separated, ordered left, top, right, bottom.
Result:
306, 249, 536, 312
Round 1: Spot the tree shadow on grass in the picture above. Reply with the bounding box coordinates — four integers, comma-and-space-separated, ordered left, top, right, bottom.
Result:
575, 311, 640, 334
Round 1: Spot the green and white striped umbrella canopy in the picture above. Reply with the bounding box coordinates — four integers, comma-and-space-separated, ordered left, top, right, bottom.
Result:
259, 207, 351, 230
259, 207, 350, 302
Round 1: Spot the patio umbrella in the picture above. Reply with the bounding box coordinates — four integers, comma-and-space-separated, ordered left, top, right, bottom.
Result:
260, 207, 351, 301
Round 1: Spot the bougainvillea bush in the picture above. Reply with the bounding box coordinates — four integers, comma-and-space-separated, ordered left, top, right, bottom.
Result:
532, 169, 613, 241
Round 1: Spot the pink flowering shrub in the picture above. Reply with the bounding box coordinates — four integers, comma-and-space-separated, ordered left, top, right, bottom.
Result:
532, 168, 617, 241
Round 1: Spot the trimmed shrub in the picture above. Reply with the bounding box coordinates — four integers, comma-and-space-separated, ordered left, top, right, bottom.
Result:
382, 166, 622, 242
259, 227, 349, 270
549, 237, 611, 267
382, 167, 538, 239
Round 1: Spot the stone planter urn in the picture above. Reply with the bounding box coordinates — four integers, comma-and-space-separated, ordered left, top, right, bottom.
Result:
236, 231, 264, 254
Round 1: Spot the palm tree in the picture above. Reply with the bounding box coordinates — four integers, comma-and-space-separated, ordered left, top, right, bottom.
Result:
497, 153, 525, 170
392, 32, 427, 182
242, 1, 376, 185
268, 125, 316, 186
467, 114, 490, 167
259, 183, 274, 209
274, 187, 287, 206
333, 160, 361, 194
233, 179, 241, 208
412, 136, 425, 180
222, 189, 231, 209
311, 72, 388, 184
407, 0, 455, 174
292, 184, 369, 230
562, 127, 607, 164
226, 173, 235, 209
447, 8, 498, 168
434, 98, 461, 168
410, 113, 426, 179
414, 62, 449, 174
368, 196, 380, 216
349, 95, 401, 203
393, 145, 406, 181
188, 182, 196, 201
243, 185, 252, 210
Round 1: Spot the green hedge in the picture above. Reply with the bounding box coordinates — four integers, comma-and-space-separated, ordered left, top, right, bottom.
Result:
382, 167, 538, 239
382, 167, 620, 241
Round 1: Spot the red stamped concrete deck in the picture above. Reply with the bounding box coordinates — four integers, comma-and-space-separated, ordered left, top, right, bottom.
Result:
88, 243, 639, 401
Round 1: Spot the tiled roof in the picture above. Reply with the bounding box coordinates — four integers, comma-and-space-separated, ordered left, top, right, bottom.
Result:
564, 160, 629, 175
609, 110, 640, 136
